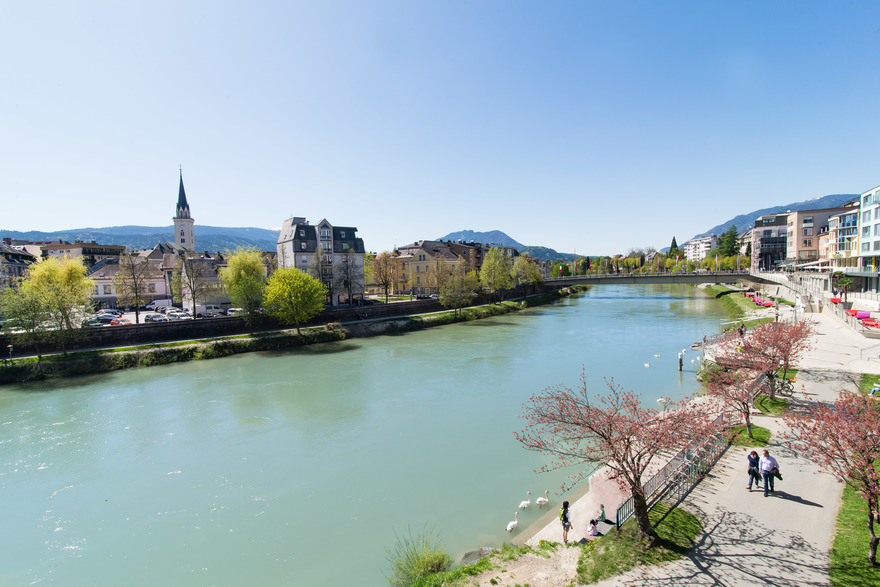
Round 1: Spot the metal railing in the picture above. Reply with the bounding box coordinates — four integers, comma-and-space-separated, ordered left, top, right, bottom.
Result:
615, 412, 728, 529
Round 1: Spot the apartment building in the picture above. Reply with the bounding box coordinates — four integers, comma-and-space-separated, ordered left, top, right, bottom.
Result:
683, 235, 716, 261
858, 184, 880, 272
786, 205, 854, 267
827, 204, 860, 269
751, 214, 788, 270
276, 217, 366, 305
41, 241, 126, 266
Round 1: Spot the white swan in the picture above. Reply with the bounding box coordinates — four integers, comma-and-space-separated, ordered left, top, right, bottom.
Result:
654, 353, 661, 358
536, 490, 550, 507
644, 363, 650, 368
518, 491, 531, 509
506, 511, 518, 532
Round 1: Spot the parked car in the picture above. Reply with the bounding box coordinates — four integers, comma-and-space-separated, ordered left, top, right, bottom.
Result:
226, 308, 242, 316
97, 309, 124, 317
144, 313, 168, 323
167, 311, 193, 321
195, 304, 225, 318
93, 313, 116, 324
110, 317, 132, 326
145, 299, 173, 311
82, 317, 104, 328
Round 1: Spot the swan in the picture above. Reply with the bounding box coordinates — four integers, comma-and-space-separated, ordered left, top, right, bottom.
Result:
518, 491, 531, 509
506, 511, 518, 532
654, 353, 661, 358
644, 363, 650, 368
536, 490, 550, 507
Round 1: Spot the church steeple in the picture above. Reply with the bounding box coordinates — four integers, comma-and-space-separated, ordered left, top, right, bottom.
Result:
175, 167, 191, 220
173, 166, 195, 250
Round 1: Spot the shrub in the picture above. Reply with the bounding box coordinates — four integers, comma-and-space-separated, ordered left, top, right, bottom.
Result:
385, 525, 452, 587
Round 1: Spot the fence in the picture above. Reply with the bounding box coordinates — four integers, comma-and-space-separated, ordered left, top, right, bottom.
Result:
615, 412, 728, 529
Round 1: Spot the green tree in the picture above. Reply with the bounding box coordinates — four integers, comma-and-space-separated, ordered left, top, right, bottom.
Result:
113, 252, 157, 323
264, 267, 327, 333
362, 252, 376, 288
25, 257, 92, 352
512, 255, 544, 290
551, 261, 571, 277
0, 280, 50, 356
220, 248, 267, 322
439, 263, 479, 317
479, 248, 513, 302
668, 236, 680, 259
718, 226, 739, 257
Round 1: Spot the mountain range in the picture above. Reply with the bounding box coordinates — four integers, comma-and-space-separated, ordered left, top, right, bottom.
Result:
1, 192, 863, 262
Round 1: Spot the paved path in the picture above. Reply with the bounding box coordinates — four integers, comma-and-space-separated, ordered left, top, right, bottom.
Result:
520, 308, 877, 585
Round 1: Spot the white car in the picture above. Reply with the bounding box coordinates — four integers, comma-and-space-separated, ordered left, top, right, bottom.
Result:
226, 308, 242, 316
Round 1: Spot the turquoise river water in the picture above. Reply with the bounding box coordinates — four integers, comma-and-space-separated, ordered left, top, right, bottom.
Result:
0, 284, 728, 585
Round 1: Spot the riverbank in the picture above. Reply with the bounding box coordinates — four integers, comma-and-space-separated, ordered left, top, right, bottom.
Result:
0, 286, 588, 385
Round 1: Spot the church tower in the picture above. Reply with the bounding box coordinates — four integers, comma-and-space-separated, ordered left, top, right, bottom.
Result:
173, 168, 195, 250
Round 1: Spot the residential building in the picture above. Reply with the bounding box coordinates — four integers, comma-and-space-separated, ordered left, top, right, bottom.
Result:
276, 217, 366, 306
173, 169, 195, 251
752, 214, 789, 270
0, 241, 36, 288
738, 228, 753, 257
40, 240, 126, 266
86, 257, 169, 309
392, 240, 463, 296
683, 235, 717, 262
786, 205, 855, 267
827, 204, 860, 269
858, 184, 880, 272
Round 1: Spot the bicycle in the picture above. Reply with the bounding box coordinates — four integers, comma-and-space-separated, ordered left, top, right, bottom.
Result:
776, 377, 796, 397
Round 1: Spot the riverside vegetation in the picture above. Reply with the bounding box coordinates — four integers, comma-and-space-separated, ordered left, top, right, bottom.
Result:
0, 286, 588, 384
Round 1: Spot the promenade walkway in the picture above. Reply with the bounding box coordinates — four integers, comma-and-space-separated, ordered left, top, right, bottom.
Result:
500, 309, 880, 586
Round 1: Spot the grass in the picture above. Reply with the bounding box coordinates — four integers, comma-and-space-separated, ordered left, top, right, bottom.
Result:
754, 394, 788, 416
576, 501, 702, 584
860, 373, 880, 395
829, 483, 880, 586
385, 525, 452, 587
411, 542, 557, 587
728, 424, 771, 447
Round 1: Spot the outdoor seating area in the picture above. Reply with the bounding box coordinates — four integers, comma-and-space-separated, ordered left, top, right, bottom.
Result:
745, 292, 774, 307
844, 308, 880, 328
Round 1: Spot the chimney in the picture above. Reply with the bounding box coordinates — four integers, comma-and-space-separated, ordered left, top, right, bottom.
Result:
2, 237, 10, 245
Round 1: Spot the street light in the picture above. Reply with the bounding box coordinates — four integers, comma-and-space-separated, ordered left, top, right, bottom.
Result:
6, 345, 11, 364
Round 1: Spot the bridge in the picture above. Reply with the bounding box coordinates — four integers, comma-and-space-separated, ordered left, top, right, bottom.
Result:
546, 270, 772, 287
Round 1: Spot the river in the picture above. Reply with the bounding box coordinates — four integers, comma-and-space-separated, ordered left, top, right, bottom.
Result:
0, 284, 728, 585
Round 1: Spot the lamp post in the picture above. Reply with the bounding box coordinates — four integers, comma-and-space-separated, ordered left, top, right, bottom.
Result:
6, 345, 11, 364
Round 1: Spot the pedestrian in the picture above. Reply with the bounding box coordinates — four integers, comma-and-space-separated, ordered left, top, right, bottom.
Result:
747, 450, 762, 491
560, 500, 573, 544
759, 449, 780, 497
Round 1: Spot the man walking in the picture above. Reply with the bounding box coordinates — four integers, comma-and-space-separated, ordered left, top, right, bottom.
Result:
759, 449, 780, 497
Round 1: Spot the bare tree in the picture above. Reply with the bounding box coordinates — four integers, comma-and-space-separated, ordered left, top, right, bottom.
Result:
334, 248, 363, 304
176, 253, 215, 316
114, 252, 158, 323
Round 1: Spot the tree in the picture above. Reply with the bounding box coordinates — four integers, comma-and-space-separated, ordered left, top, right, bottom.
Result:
551, 261, 571, 277
833, 272, 854, 302
18, 257, 93, 352
712, 320, 814, 399
668, 236, 681, 259
333, 248, 363, 304
113, 252, 156, 324
219, 248, 267, 322
264, 267, 327, 334
512, 256, 543, 290
718, 226, 739, 257
175, 253, 217, 316
373, 252, 395, 303
363, 252, 376, 289
439, 262, 478, 317
426, 256, 451, 294
480, 248, 513, 302
784, 392, 880, 564
516, 370, 713, 544
707, 370, 765, 439
0, 280, 50, 356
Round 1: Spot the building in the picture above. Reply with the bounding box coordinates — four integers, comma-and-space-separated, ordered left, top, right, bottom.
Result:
40, 240, 126, 266
752, 214, 789, 270
683, 235, 717, 262
392, 240, 464, 296
174, 169, 195, 251
0, 241, 36, 288
276, 217, 366, 306
786, 204, 855, 268
827, 203, 860, 269
858, 184, 880, 272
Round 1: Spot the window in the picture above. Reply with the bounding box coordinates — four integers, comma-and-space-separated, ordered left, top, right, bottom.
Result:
803, 216, 814, 226
301, 242, 307, 250
864, 243, 871, 252
875, 208, 880, 220
864, 227, 871, 238
148, 283, 156, 293
181, 238, 185, 243
416, 265, 420, 272
802, 239, 812, 247
416, 276, 420, 284
340, 231, 345, 238
103, 285, 112, 295
803, 228, 813, 236
875, 225, 880, 237
321, 229, 330, 240
865, 211, 872, 222
321, 242, 330, 251
875, 241, 880, 251
180, 230, 184, 236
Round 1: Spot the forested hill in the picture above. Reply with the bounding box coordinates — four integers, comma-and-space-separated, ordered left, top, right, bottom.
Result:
0, 225, 279, 253
437, 229, 579, 262
694, 193, 858, 239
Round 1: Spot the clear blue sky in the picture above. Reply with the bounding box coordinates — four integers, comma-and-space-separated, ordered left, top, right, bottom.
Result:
2, 1, 879, 255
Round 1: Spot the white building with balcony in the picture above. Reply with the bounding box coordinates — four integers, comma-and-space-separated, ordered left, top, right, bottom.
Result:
683, 235, 717, 261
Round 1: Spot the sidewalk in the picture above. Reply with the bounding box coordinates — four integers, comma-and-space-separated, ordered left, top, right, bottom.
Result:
516, 308, 872, 585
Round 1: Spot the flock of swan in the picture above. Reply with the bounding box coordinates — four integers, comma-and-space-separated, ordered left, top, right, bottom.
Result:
506, 490, 551, 532
644, 348, 699, 369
